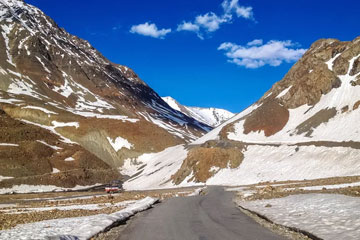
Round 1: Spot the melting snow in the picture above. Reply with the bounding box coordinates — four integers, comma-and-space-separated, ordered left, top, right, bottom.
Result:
120, 158, 142, 177
64, 157, 75, 162
1, 200, 136, 215
68, 111, 138, 122
107, 136, 133, 152
287, 181, 360, 191
7, 78, 42, 100
52, 121, 79, 129
0, 97, 22, 104
0, 183, 102, 194
276, 85, 292, 99
21, 119, 77, 144
325, 53, 341, 71
0, 197, 158, 240
36, 140, 62, 150
0, 143, 18, 146
123, 145, 202, 190
240, 194, 360, 240
0, 175, 14, 181
0, 66, 7, 75
35, 56, 51, 73
1, 23, 16, 66
22, 105, 57, 115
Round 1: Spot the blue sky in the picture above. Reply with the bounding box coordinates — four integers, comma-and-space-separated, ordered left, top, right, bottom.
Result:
27, 0, 359, 113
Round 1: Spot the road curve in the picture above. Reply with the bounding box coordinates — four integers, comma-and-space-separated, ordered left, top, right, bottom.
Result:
117, 186, 285, 240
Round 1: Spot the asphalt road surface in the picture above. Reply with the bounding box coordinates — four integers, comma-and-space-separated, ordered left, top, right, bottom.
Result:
117, 186, 285, 240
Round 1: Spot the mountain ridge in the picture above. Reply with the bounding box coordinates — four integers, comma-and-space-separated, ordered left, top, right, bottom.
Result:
0, 0, 211, 190
123, 36, 360, 190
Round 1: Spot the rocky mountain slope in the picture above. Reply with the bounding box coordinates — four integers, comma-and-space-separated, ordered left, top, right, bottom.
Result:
0, 0, 211, 190
162, 96, 234, 127
123, 36, 360, 190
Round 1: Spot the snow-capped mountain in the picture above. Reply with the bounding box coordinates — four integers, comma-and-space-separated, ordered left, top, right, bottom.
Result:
0, 0, 211, 189
162, 96, 234, 127
123, 36, 360, 190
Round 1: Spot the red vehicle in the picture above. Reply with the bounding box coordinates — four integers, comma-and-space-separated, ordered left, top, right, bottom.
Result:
105, 180, 123, 194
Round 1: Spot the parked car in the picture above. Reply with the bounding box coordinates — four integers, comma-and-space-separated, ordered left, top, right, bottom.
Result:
105, 180, 123, 193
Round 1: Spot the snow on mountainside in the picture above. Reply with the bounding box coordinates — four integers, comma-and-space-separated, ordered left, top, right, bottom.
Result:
124, 36, 360, 190
0, 0, 211, 190
162, 96, 234, 127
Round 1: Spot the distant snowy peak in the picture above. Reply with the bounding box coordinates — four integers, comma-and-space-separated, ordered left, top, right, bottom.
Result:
162, 96, 234, 127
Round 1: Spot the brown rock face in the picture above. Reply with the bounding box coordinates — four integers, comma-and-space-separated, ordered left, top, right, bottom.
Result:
259, 38, 360, 109
172, 141, 244, 184
353, 101, 360, 110
243, 101, 289, 137
350, 57, 360, 76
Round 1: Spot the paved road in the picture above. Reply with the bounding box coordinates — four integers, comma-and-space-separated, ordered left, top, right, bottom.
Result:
117, 186, 285, 240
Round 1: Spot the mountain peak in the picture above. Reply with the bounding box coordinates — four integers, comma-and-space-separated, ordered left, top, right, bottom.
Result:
162, 96, 234, 127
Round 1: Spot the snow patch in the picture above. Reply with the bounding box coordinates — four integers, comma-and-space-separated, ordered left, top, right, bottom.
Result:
0, 183, 102, 194
0, 143, 18, 147
35, 56, 51, 73
22, 105, 57, 115
107, 136, 133, 152
325, 53, 341, 71
64, 157, 75, 162
52, 121, 79, 129
36, 140, 62, 150
276, 85, 292, 99
0, 175, 14, 181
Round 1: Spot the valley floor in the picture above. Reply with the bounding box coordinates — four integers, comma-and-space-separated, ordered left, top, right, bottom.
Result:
1, 176, 360, 239
0, 187, 199, 239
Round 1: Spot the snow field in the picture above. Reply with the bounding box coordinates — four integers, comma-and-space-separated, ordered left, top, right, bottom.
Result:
0, 184, 102, 194
239, 194, 360, 240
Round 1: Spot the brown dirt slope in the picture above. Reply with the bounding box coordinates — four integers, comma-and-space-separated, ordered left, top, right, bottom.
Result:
0, 108, 121, 188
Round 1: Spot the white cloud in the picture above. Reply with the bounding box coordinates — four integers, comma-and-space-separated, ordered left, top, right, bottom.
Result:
177, 21, 199, 32
177, 0, 253, 39
194, 12, 231, 32
130, 22, 171, 39
222, 0, 253, 19
218, 40, 307, 68
247, 39, 263, 46
177, 12, 230, 39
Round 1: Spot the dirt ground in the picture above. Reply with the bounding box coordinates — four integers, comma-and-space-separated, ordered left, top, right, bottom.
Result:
231, 175, 360, 201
